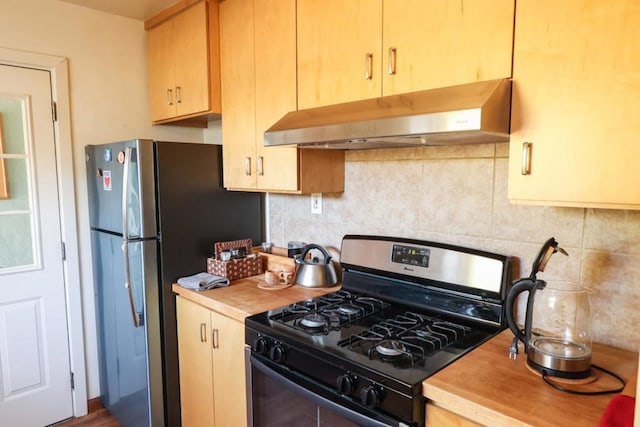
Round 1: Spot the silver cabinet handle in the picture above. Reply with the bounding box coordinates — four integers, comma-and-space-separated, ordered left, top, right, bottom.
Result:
212, 328, 219, 349
257, 156, 264, 176
521, 142, 532, 175
175, 86, 182, 104
244, 157, 252, 176
166, 88, 173, 106
364, 53, 373, 80
387, 47, 397, 75
200, 323, 207, 343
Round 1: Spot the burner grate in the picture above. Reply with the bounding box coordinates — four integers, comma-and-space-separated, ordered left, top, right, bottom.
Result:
269, 291, 389, 335
338, 312, 471, 367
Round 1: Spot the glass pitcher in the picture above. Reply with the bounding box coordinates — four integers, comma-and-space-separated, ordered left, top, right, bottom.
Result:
507, 280, 592, 379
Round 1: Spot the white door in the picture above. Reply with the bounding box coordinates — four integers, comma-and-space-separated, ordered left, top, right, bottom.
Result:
0, 65, 73, 425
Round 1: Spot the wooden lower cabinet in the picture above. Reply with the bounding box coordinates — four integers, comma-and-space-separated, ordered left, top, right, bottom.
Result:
176, 296, 247, 427
425, 403, 482, 427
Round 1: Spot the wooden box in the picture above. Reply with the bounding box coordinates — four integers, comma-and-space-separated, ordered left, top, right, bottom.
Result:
206, 238, 263, 281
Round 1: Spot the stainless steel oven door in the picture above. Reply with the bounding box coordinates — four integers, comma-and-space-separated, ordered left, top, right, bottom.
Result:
245, 349, 408, 427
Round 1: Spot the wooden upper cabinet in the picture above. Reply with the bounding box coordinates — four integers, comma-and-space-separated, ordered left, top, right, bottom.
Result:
147, 19, 175, 121
173, 2, 210, 117
508, 0, 640, 209
254, 0, 299, 192
220, 0, 257, 189
297, 0, 514, 108
220, 0, 345, 194
146, 0, 221, 125
382, 0, 514, 96
297, 0, 383, 109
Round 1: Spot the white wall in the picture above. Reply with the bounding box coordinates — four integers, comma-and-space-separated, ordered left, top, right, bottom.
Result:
0, 0, 205, 398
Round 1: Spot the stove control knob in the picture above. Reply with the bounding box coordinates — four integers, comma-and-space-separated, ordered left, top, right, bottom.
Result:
336, 374, 356, 395
269, 343, 287, 363
361, 385, 382, 408
252, 336, 269, 356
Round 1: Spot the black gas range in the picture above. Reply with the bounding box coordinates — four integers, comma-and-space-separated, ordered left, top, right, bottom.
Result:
245, 235, 512, 427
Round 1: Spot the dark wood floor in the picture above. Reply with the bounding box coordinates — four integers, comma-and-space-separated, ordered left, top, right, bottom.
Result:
54, 407, 122, 427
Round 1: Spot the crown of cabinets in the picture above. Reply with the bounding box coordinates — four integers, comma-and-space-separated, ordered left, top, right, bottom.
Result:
297, 0, 515, 109
219, 0, 345, 193
508, 0, 640, 209
145, 0, 221, 126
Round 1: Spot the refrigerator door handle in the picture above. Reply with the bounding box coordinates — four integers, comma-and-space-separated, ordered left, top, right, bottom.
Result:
121, 146, 142, 328
122, 239, 142, 328
122, 146, 133, 239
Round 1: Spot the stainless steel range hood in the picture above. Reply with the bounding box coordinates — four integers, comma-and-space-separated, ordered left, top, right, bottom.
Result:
264, 79, 512, 150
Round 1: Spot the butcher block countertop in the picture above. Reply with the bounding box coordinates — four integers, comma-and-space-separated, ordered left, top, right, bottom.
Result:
173, 272, 637, 426
172, 275, 340, 323
423, 329, 638, 427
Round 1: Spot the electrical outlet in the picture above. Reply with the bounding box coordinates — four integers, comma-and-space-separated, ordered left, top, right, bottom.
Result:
311, 193, 322, 214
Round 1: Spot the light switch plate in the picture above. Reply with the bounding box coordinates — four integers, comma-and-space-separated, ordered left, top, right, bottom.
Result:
311, 193, 322, 214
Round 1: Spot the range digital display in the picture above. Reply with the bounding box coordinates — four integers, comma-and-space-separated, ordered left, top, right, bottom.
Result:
392, 244, 430, 267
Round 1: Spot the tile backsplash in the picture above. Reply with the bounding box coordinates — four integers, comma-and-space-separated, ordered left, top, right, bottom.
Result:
267, 142, 639, 351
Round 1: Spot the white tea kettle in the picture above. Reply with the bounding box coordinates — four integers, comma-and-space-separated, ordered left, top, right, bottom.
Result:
293, 244, 338, 288
505, 238, 593, 379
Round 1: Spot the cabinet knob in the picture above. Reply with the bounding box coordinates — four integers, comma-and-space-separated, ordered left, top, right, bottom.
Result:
166, 88, 173, 106
364, 52, 373, 80
200, 323, 207, 343
387, 47, 397, 75
212, 328, 219, 349
257, 156, 264, 176
521, 142, 532, 175
244, 157, 252, 176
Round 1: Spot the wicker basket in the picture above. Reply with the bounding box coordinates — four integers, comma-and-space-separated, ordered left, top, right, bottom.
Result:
207, 238, 263, 281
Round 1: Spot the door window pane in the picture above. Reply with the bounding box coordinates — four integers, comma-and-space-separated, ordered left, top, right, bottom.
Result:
0, 96, 36, 271
0, 158, 30, 210
0, 214, 33, 267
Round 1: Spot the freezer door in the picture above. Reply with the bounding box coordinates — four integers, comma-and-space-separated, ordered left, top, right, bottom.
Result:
86, 139, 157, 238
92, 231, 164, 426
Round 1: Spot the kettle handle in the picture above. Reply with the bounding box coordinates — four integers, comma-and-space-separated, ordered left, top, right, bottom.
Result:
505, 278, 545, 345
299, 244, 332, 264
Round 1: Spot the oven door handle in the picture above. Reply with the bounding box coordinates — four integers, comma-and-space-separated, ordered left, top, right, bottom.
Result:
250, 355, 406, 427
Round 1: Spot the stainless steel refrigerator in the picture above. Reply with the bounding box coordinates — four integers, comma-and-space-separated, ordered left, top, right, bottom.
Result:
85, 139, 263, 426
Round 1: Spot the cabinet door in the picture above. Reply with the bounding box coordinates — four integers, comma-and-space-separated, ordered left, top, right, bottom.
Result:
211, 311, 247, 427
147, 19, 176, 121
220, 0, 257, 189
173, 1, 210, 117
254, 0, 299, 191
508, 0, 640, 208
382, 0, 514, 96
297, 0, 383, 108
176, 296, 215, 426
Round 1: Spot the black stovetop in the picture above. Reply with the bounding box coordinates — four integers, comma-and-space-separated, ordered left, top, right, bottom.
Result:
246, 286, 497, 390
245, 235, 512, 425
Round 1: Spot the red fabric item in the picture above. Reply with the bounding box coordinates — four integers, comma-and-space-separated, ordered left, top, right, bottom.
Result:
599, 395, 635, 427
